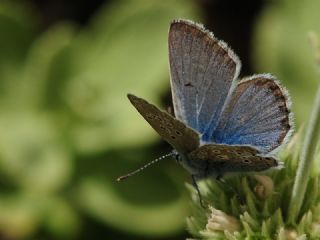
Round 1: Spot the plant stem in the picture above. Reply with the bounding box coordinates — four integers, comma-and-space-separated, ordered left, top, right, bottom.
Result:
288, 80, 320, 224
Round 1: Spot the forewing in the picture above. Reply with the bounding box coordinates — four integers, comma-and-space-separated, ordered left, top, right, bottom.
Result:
128, 94, 200, 154
169, 19, 241, 135
211, 74, 293, 154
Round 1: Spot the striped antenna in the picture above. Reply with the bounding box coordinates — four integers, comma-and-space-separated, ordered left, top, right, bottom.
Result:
117, 152, 175, 181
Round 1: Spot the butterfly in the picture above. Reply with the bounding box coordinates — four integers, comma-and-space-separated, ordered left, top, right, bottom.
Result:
118, 19, 293, 203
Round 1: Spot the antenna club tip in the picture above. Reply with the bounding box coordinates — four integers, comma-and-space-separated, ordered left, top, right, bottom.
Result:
117, 176, 127, 182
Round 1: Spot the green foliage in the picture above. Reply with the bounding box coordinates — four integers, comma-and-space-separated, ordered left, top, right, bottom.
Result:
0, 0, 199, 238
186, 139, 320, 239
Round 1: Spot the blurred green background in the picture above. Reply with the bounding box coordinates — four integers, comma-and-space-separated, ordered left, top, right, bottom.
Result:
0, 0, 319, 239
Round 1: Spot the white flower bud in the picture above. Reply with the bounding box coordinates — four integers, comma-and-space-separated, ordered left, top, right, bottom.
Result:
254, 175, 274, 199
206, 206, 240, 233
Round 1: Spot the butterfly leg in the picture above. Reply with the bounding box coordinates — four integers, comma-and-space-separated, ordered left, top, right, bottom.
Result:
216, 176, 243, 203
191, 175, 206, 208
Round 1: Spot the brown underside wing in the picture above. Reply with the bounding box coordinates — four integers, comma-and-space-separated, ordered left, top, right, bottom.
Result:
127, 94, 200, 154
188, 144, 279, 177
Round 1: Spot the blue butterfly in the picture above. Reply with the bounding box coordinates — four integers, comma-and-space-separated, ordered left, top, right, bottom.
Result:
119, 19, 293, 202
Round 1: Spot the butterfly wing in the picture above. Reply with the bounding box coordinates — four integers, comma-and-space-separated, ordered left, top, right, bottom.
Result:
169, 19, 241, 135
211, 74, 293, 154
188, 144, 279, 176
128, 94, 200, 154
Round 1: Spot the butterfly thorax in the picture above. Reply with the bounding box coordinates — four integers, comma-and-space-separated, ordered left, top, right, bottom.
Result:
179, 144, 279, 179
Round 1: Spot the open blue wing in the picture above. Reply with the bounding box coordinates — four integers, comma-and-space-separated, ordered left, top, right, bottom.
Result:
211, 74, 293, 154
169, 20, 241, 135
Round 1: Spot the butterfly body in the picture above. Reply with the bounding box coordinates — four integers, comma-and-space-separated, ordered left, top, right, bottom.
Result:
124, 19, 293, 191
128, 94, 281, 179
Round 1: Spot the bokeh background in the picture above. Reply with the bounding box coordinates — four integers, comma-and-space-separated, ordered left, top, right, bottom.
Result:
0, 0, 319, 239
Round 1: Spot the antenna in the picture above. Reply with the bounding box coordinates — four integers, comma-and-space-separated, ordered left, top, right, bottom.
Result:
117, 152, 175, 182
